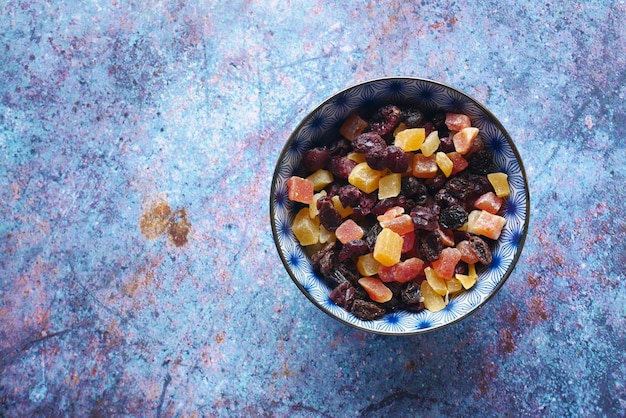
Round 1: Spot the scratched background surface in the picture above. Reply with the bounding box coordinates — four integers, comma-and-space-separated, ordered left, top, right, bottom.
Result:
1, 1, 625, 416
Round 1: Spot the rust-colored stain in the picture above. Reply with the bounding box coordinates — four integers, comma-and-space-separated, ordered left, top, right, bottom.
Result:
139, 198, 191, 247
168, 208, 191, 247
139, 200, 172, 239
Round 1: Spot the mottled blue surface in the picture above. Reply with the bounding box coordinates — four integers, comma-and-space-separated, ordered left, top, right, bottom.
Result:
1, 1, 625, 417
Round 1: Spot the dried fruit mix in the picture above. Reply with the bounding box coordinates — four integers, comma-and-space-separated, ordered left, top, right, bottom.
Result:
285, 106, 508, 320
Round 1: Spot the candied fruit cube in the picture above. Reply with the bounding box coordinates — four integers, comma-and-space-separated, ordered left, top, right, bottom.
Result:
420, 130, 440, 157
452, 127, 479, 155
424, 266, 448, 296
447, 152, 469, 175
287, 176, 314, 204
446, 277, 463, 294
335, 219, 364, 244
380, 214, 414, 236
331, 195, 353, 218
373, 228, 404, 267
394, 128, 425, 152
347, 152, 366, 163
445, 113, 472, 131
435, 152, 454, 177
377, 206, 405, 223
456, 240, 480, 264
467, 210, 506, 240
357, 253, 381, 277
292, 208, 320, 246
474, 191, 503, 214
412, 154, 438, 179
421, 280, 446, 312
358, 277, 393, 303
431, 247, 462, 279
487, 172, 510, 198
401, 230, 415, 254
309, 190, 327, 219
340, 113, 368, 141
319, 224, 335, 244
378, 257, 425, 283
455, 273, 477, 290
348, 162, 384, 193
307, 169, 334, 191
378, 173, 402, 199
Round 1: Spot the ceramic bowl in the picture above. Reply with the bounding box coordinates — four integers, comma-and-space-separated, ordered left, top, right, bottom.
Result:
270, 77, 529, 335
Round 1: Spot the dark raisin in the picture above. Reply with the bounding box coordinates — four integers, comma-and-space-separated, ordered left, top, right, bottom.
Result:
337, 185, 363, 208
430, 112, 450, 137
417, 232, 443, 262
330, 281, 356, 311
328, 156, 357, 179
469, 235, 493, 265
339, 239, 369, 261
434, 188, 460, 207
311, 242, 337, 277
335, 261, 360, 284
438, 135, 455, 153
351, 132, 387, 154
365, 146, 388, 170
381, 283, 404, 312
401, 177, 427, 200
317, 196, 342, 231
455, 262, 468, 275
369, 105, 402, 138
401, 281, 423, 306
302, 147, 330, 172
423, 122, 436, 136
467, 149, 498, 175
385, 145, 408, 173
445, 177, 475, 200
426, 173, 447, 194
439, 205, 468, 229
410, 204, 440, 231
351, 299, 386, 320
364, 223, 383, 252
403, 108, 426, 128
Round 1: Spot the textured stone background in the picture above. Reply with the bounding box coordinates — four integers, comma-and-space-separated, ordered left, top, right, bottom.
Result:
1, 1, 625, 416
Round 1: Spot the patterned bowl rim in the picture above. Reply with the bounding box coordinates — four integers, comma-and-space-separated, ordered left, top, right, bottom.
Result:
270, 76, 530, 335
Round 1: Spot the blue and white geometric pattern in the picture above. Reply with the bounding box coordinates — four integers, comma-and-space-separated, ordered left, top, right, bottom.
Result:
270, 77, 530, 335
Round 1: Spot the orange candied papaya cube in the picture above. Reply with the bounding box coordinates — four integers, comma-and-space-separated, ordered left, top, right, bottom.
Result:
431, 247, 462, 279
335, 219, 364, 244
467, 210, 506, 240
287, 176, 314, 204
373, 228, 404, 267
358, 277, 393, 303
452, 127, 479, 155
379, 214, 414, 236
445, 113, 472, 131
474, 191, 503, 214
412, 154, 438, 179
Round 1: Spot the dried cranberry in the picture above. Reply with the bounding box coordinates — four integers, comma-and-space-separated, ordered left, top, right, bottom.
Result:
302, 147, 330, 172
364, 223, 383, 252
328, 156, 357, 179
369, 105, 402, 138
337, 185, 363, 208
352, 192, 377, 216
434, 188, 460, 208
328, 138, 352, 156
351, 132, 386, 154
339, 239, 369, 261
469, 235, 493, 265
365, 146, 388, 170
330, 281, 356, 311
385, 145, 409, 173
410, 205, 440, 231
401, 177, 427, 201
438, 135, 455, 153
317, 196, 342, 231
439, 205, 468, 229
351, 299, 386, 320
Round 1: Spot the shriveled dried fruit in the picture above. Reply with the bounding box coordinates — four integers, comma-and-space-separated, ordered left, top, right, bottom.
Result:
468, 234, 493, 265
439, 205, 468, 230
352, 132, 387, 154
339, 239, 370, 261
329, 156, 358, 179
369, 105, 402, 137
317, 196, 343, 231
410, 204, 440, 231
302, 147, 330, 172
330, 281, 356, 310
351, 299, 386, 320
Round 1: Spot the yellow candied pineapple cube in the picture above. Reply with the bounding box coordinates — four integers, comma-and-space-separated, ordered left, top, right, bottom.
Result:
421, 280, 446, 312
487, 172, 510, 198
309, 190, 327, 219
306, 169, 334, 191
424, 266, 448, 296
292, 208, 319, 246
348, 162, 384, 193
347, 152, 366, 163
394, 128, 425, 152
378, 173, 402, 199
373, 228, 403, 267
319, 224, 335, 244
357, 253, 381, 277
455, 263, 478, 289
446, 277, 463, 294
331, 195, 354, 218
435, 152, 454, 177
420, 130, 440, 157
